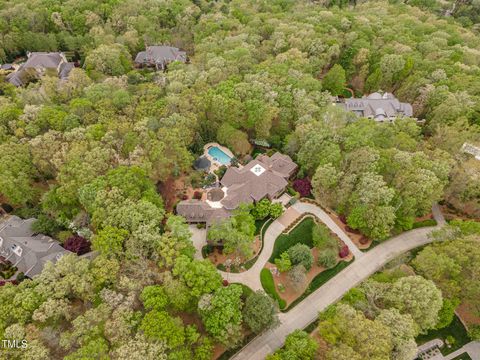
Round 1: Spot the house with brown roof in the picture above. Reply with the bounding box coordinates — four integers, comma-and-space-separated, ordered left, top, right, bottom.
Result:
6, 52, 75, 87
176, 152, 297, 225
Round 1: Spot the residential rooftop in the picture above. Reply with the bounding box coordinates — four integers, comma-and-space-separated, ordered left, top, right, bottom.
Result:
0, 215, 71, 278
176, 152, 297, 225
6, 52, 74, 86
134, 45, 187, 70
337, 92, 413, 121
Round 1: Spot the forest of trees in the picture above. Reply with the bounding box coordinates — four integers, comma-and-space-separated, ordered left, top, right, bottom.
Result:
0, 0, 479, 358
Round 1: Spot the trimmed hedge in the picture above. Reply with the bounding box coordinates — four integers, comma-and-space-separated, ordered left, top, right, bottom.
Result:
260, 268, 286, 309
269, 217, 315, 262
412, 218, 438, 229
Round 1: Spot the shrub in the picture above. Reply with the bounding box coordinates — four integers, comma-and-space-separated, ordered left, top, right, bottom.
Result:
193, 191, 203, 200
269, 203, 284, 219
196, 223, 206, 229
287, 244, 314, 270
252, 199, 271, 220
339, 245, 349, 258
181, 194, 188, 200
31, 214, 63, 236
63, 235, 91, 255
274, 252, 292, 272
222, 279, 229, 286
318, 248, 338, 269
292, 178, 312, 197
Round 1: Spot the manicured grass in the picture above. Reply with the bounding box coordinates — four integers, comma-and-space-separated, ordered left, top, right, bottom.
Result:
416, 315, 470, 355
269, 217, 315, 262
255, 217, 270, 235
412, 218, 438, 229
451, 353, 472, 360
260, 268, 286, 309
284, 260, 352, 311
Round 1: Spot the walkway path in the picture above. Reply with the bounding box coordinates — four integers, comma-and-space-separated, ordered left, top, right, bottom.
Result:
189, 225, 207, 260
219, 201, 361, 291
445, 341, 480, 360
231, 205, 445, 360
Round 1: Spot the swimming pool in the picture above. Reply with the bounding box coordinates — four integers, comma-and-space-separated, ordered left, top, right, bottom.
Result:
208, 146, 232, 165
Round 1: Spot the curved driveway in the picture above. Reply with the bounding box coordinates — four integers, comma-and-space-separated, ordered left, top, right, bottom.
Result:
220, 201, 362, 290
231, 204, 445, 359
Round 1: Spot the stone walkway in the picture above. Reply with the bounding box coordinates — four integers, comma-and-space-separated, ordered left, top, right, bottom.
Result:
230, 204, 445, 360
189, 225, 207, 260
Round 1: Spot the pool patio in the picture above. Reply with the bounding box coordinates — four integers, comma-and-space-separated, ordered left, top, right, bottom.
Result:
203, 142, 236, 173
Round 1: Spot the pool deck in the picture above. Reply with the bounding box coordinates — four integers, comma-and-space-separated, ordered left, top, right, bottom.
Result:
203, 142, 237, 172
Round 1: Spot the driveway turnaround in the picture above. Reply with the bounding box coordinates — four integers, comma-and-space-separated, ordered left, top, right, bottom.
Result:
219, 201, 362, 291
230, 205, 445, 360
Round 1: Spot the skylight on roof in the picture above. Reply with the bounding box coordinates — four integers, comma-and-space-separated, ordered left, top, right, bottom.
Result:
250, 164, 266, 176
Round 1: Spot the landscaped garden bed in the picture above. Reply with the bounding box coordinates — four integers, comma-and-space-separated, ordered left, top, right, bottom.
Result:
262, 216, 354, 311
0, 260, 18, 280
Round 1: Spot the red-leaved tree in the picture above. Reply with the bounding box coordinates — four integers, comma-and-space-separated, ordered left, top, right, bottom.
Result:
292, 178, 312, 197
63, 235, 91, 255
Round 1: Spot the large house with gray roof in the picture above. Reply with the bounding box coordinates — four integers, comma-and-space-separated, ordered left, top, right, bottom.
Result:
7, 52, 75, 87
0, 216, 71, 278
176, 152, 297, 226
134, 45, 187, 70
337, 92, 413, 122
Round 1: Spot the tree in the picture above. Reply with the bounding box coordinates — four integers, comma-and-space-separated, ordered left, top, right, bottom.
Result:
287, 244, 314, 270
92, 226, 129, 258
243, 290, 279, 333
322, 64, 346, 95
318, 304, 393, 359
292, 178, 312, 197
111, 334, 167, 360
140, 310, 185, 349
84, 44, 132, 76
413, 239, 480, 315
312, 223, 338, 251
0, 142, 36, 205
198, 285, 243, 347
267, 330, 318, 360
140, 286, 169, 311
63, 235, 91, 255
207, 205, 256, 257
172, 256, 222, 298
377, 308, 418, 360
275, 252, 292, 272
383, 276, 443, 333
288, 265, 307, 292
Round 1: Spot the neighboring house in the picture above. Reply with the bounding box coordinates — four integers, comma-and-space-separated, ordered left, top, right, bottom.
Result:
336, 92, 413, 122
177, 152, 297, 225
0, 216, 71, 278
134, 45, 187, 70
6, 52, 75, 87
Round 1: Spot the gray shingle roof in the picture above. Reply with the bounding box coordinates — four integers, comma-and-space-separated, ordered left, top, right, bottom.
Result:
6, 52, 74, 87
0, 216, 71, 278
340, 92, 413, 121
135, 46, 187, 69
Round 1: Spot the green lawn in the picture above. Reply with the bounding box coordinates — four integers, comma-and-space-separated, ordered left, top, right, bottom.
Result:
416, 315, 470, 355
450, 353, 473, 360
255, 217, 270, 235
269, 217, 315, 262
260, 268, 286, 309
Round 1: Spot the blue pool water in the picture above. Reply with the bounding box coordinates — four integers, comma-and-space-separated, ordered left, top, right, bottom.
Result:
208, 146, 232, 165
